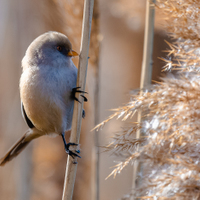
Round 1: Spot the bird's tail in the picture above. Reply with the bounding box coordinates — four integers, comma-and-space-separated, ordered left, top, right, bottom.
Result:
0, 129, 41, 166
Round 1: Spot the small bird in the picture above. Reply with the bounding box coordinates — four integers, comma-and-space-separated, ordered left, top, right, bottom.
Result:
0, 31, 87, 166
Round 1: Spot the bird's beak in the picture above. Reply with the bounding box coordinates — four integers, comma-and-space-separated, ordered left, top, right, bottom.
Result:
67, 50, 79, 57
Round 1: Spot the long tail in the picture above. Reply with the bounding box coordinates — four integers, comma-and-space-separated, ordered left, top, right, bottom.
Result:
0, 129, 41, 166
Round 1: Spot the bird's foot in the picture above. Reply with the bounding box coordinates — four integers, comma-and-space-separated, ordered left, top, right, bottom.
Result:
64, 143, 81, 159
71, 87, 88, 103
61, 133, 81, 161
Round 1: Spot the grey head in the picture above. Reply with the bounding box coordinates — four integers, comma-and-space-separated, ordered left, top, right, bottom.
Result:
23, 31, 78, 67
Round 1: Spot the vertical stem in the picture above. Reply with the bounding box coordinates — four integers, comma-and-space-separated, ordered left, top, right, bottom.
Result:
93, 1, 100, 200
94, 72, 100, 200
132, 0, 155, 193
62, 0, 94, 199
140, 0, 155, 89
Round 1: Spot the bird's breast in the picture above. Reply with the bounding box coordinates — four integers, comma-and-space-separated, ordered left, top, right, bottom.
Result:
20, 65, 77, 134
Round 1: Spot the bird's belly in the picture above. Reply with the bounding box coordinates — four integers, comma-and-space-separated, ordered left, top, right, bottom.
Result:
23, 91, 64, 133
20, 68, 75, 134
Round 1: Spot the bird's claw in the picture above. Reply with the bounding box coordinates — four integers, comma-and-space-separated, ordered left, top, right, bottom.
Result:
65, 142, 81, 159
66, 149, 81, 159
61, 133, 81, 160
82, 109, 85, 118
71, 87, 88, 103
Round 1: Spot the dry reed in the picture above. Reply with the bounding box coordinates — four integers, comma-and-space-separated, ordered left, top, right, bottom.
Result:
94, 0, 200, 199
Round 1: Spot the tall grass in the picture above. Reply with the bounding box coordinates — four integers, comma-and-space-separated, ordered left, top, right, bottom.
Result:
95, 0, 200, 199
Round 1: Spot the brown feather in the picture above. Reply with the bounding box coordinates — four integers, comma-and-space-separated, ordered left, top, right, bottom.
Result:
0, 129, 42, 166
0, 134, 30, 166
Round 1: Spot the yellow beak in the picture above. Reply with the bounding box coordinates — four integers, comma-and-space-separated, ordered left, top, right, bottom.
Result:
67, 50, 79, 57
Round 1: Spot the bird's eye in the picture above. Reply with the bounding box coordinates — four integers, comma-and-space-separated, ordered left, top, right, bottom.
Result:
57, 46, 62, 51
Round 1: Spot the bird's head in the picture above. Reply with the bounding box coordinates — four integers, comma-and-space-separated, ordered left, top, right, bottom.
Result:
22, 31, 78, 68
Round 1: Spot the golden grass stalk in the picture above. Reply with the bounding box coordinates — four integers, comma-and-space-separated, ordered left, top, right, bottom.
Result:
62, 0, 94, 199
96, 75, 200, 199
156, 0, 200, 72
92, 1, 101, 200
94, 0, 200, 199
133, 0, 156, 193
94, 1, 200, 195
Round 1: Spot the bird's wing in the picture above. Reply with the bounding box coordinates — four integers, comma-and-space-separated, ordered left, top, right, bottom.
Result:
21, 102, 35, 129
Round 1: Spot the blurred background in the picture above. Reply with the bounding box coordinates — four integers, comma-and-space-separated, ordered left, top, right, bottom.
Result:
0, 0, 169, 199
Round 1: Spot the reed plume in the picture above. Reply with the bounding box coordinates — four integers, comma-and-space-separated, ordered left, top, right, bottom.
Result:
95, 0, 200, 199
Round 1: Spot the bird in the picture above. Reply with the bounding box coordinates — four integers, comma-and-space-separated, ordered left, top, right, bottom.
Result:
0, 31, 87, 166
